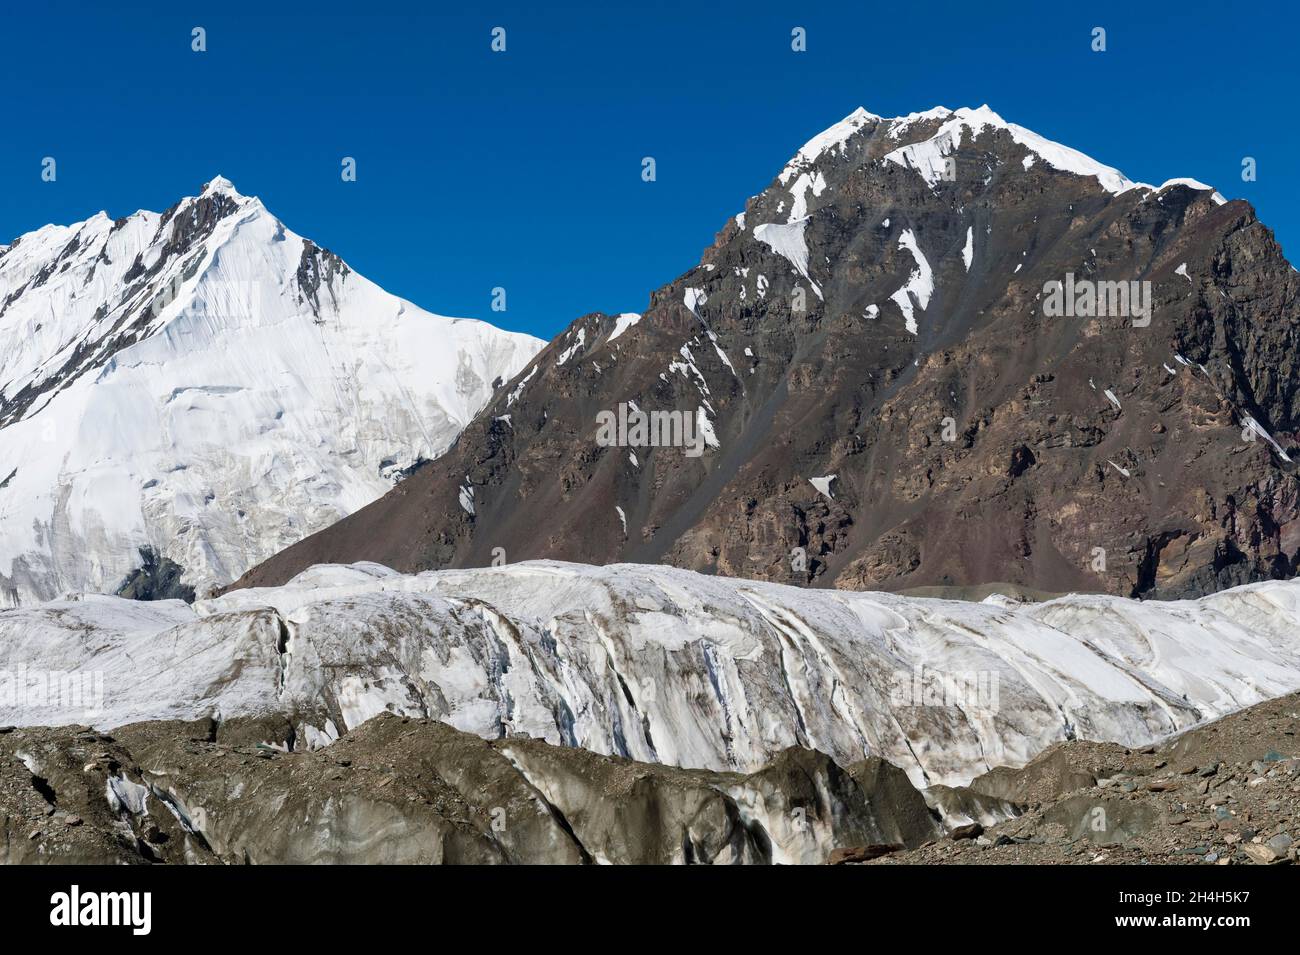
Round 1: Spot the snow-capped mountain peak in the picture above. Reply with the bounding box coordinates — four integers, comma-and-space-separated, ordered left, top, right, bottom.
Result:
781, 104, 1225, 204
232, 102, 1295, 603
201, 173, 241, 197
0, 179, 543, 606
881, 104, 1137, 194
777, 106, 882, 185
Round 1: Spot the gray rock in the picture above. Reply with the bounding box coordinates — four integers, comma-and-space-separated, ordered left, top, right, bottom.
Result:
3, 714, 947, 865
1266, 833, 1293, 855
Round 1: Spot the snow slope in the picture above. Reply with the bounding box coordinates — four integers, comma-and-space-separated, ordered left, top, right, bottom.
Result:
4, 560, 1299, 788
0, 178, 542, 605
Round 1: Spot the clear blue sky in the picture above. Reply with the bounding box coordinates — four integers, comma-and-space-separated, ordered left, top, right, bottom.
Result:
2, 0, 1294, 340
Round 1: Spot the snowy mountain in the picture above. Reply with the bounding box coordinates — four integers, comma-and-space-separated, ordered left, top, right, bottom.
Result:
235, 105, 1300, 601
6, 559, 1299, 789
0, 177, 543, 606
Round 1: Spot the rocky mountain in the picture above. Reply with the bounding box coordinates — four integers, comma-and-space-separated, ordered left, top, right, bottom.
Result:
234, 106, 1300, 600
5, 683, 1295, 866
0, 178, 542, 606
873, 690, 1300, 866
1, 715, 944, 865
5, 560, 1299, 791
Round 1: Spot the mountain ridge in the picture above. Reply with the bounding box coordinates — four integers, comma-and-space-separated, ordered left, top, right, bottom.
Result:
233, 103, 1300, 599
0, 177, 543, 606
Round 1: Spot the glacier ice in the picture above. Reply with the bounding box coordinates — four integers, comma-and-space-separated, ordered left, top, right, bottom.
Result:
4, 559, 1300, 789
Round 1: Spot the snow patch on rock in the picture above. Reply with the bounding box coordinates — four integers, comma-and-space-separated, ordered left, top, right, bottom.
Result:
889, 230, 934, 335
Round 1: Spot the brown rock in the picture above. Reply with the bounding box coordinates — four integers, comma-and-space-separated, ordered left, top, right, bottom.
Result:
827, 844, 904, 865
225, 119, 1300, 608
1242, 843, 1280, 864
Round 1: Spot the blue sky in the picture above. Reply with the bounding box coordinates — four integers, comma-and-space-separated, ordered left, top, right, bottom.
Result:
2, 0, 1294, 340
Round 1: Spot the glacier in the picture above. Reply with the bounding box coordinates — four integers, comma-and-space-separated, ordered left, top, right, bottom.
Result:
0, 177, 543, 606
3, 559, 1299, 789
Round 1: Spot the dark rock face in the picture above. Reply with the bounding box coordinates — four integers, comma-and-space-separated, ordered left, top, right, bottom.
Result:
1, 714, 942, 865
8, 694, 1296, 865
295, 239, 351, 318
114, 547, 196, 603
869, 692, 1300, 865
233, 108, 1300, 600
0, 725, 217, 865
